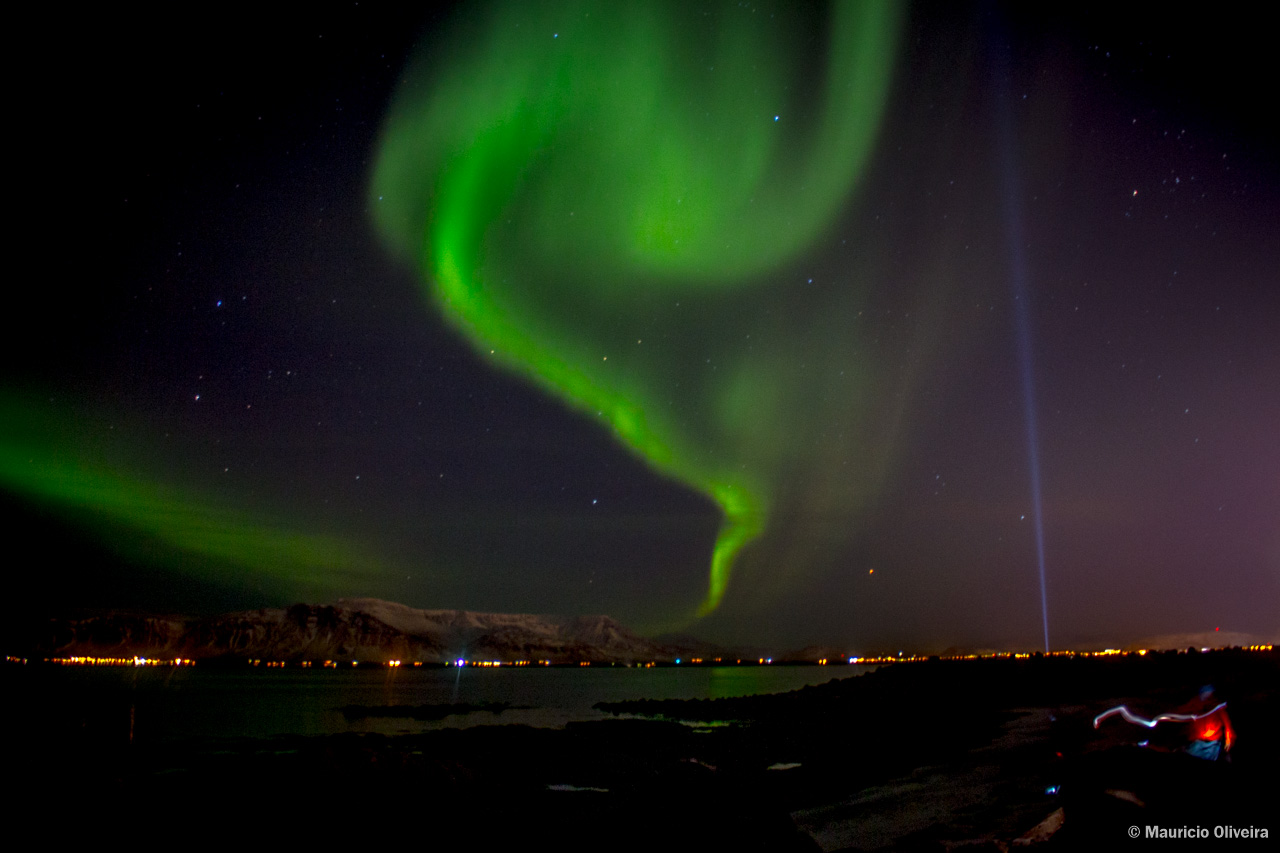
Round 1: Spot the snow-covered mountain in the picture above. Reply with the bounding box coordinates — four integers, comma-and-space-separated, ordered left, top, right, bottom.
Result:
21, 599, 675, 664
334, 598, 671, 662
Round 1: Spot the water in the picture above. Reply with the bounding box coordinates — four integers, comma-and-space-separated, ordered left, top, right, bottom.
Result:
11, 663, 875, 740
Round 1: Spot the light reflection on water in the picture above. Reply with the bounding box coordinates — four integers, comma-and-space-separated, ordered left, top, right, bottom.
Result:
17, 664, 876, 739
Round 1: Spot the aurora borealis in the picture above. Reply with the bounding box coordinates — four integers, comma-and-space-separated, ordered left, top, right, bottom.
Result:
1, 392, 379, 598
5, 2, 1277, 649
370, 0, 901, 616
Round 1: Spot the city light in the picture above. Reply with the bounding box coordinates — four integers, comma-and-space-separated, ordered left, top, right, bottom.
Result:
6, 644, 1269, 670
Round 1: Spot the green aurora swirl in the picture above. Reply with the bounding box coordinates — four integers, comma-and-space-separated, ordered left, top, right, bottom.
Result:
372, 1, 902, 618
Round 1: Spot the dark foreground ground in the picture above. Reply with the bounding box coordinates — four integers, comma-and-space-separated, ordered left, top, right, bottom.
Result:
6, 650, 1277, 849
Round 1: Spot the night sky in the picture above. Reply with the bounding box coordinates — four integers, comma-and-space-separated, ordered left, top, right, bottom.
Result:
6, 2, 1276, 652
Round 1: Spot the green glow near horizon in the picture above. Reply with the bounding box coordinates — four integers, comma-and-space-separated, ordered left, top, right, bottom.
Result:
372, 1, 900, 618
0, 395, 378, 589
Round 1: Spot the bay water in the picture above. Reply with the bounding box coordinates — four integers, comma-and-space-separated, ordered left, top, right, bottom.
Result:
14, 663, 875, 740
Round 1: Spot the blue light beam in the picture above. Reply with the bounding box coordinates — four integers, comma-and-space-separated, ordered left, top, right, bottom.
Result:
992, 30, 1051, 654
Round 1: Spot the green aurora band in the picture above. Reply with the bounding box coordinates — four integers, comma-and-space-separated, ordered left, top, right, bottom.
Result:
0, 394, 379, 593
372, 1, 901, 618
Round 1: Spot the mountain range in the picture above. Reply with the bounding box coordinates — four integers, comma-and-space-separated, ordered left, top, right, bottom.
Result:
14, 598, 684, 664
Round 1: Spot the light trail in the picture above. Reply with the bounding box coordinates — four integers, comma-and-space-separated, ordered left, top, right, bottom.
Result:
1093, 702, 1228, 729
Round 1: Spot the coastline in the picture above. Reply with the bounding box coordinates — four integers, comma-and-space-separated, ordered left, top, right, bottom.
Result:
6, 650, 1276, 849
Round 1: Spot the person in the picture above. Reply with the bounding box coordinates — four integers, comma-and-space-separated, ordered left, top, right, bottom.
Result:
1092, 684, 1234, 760
1174, 685, 1234, 761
